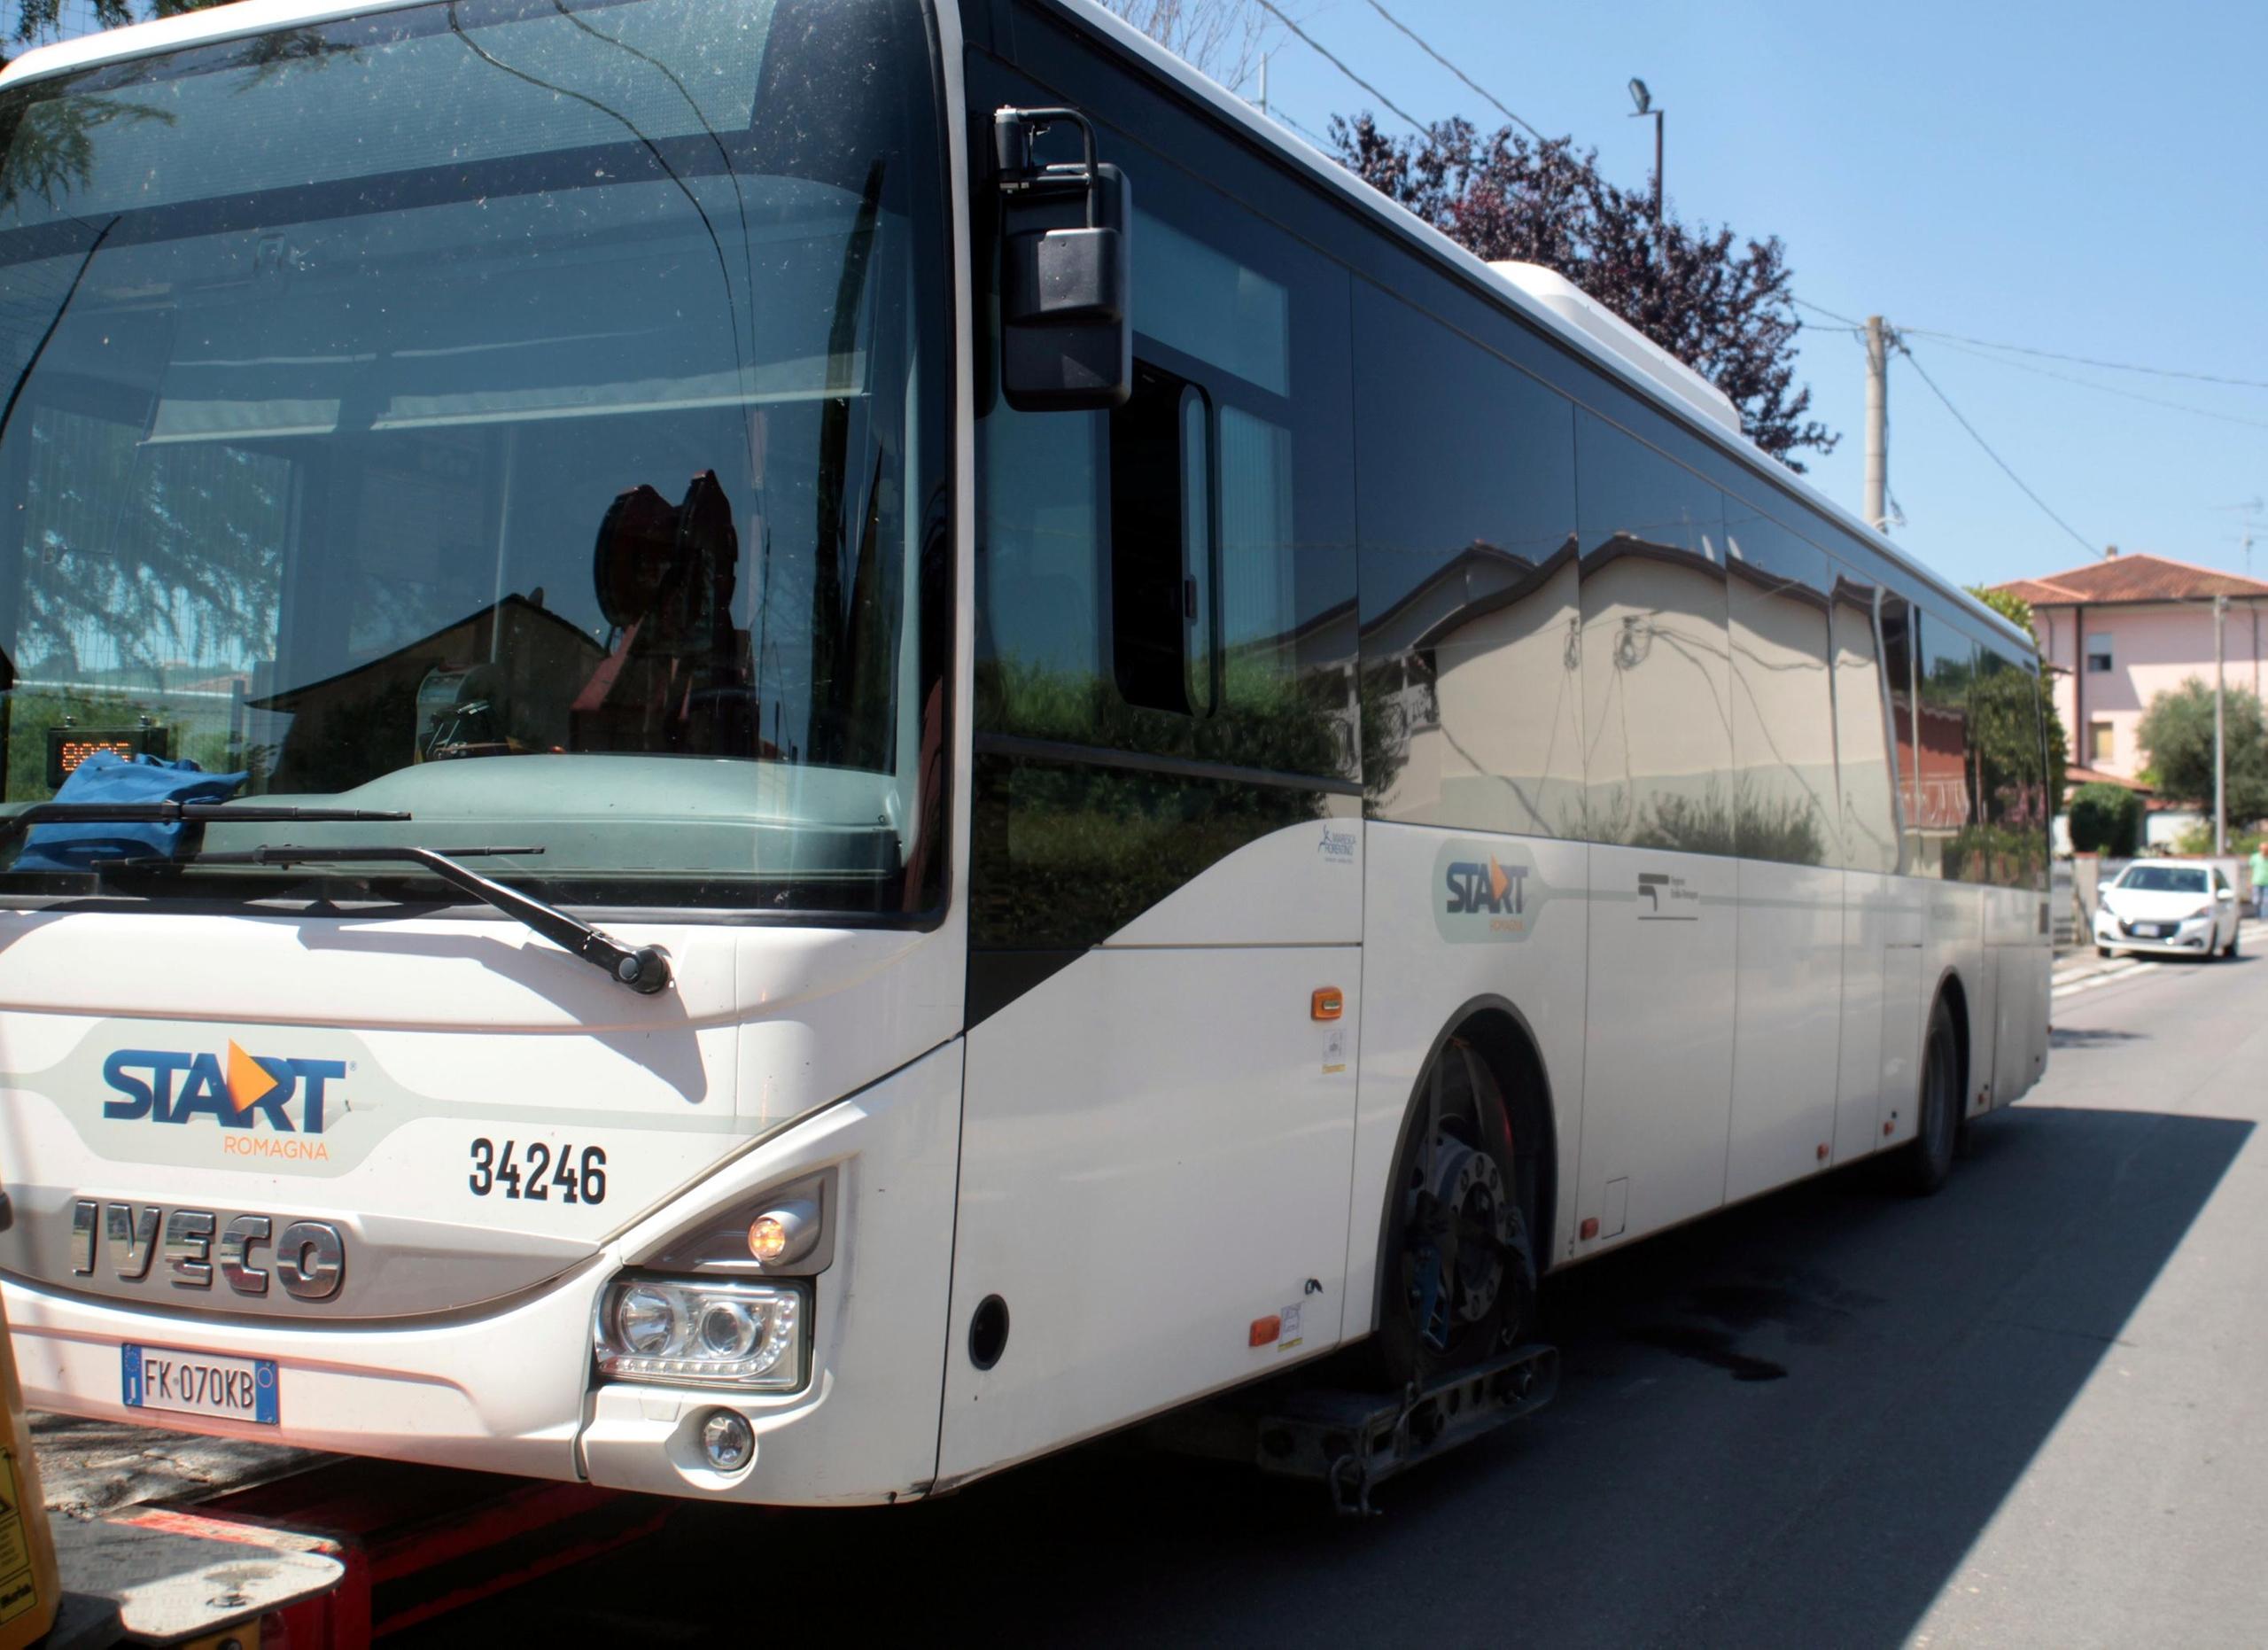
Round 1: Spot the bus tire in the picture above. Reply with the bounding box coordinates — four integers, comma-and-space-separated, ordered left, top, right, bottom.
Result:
1894, 997, 1961, 1197
1364, 1037, 1537, 1391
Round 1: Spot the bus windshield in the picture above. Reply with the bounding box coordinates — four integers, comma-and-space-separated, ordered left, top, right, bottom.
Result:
0, 0, 948, 914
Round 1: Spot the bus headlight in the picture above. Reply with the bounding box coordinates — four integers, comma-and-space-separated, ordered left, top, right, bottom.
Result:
596, 1279, 807, 1390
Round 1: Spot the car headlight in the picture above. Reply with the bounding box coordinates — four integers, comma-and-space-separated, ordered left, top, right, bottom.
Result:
596, 1278, 807, 1390
2186, 906, 2214, 922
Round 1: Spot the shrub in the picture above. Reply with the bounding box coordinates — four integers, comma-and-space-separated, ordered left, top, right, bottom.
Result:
2068, 782, 2142, 857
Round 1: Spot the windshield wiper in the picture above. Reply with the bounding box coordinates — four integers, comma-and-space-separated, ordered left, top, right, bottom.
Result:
0, 803, 409, 844
94, 843, 672, 996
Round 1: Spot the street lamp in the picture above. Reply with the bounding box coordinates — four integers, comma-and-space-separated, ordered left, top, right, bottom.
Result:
1627, 77, 1663, 224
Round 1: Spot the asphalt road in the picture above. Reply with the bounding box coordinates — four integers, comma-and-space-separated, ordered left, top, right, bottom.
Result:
426, 948, 2268, 1649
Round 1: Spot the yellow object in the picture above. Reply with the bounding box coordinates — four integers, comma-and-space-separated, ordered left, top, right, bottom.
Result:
0, 1273, 58, 1649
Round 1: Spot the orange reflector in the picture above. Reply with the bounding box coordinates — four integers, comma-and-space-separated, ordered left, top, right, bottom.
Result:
1579, 1217, 1599, 1241
1883, 1120, 1894, 1136
1249, 1315, 1281, 1347
1310, 987, 1343, 1022
1816, 1142, 1829, 1162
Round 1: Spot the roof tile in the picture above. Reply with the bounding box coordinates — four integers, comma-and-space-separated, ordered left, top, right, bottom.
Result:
1988, 553, 2268, 607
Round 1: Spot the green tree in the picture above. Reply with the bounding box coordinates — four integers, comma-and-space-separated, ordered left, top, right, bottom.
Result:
2136, 678, 2268, 824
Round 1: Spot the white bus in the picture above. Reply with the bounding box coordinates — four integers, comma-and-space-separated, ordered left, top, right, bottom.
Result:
0, 0, 2050, 1506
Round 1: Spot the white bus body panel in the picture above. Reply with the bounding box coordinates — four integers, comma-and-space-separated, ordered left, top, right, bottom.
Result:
1577, 843, 1737, 1246
1831, 871, 1892, 1164
1725, 859, 1845, 1203
937, 818, 1361, 1486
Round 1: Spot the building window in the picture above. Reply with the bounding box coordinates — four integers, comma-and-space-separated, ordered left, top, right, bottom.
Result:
2089, 720, 2115, 764
2085, 633, 2114, 673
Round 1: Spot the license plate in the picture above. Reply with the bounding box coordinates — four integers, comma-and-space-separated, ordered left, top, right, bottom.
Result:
121, 1343, 278, 1425
2142, 923, 2170, 938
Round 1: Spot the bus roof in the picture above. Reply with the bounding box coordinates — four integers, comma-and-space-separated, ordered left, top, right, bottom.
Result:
0, 0, 2032, 658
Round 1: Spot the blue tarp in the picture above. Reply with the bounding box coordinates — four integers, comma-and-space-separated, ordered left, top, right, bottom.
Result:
14, 751, 248, 872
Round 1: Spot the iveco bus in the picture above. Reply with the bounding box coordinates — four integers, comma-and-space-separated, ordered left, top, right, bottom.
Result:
0, 0, 2051, 1503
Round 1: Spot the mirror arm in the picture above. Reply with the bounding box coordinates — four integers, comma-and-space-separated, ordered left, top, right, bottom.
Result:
994, 105, 1100, 221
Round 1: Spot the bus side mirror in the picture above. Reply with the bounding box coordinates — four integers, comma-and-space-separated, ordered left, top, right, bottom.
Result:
995, 105, 1131, 411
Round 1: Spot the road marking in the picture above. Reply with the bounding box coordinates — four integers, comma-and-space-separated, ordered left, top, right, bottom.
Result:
2052, 961, 2160, 1000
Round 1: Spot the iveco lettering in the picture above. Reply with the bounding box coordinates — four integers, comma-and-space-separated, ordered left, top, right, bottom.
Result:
0, 0, 2048, 1506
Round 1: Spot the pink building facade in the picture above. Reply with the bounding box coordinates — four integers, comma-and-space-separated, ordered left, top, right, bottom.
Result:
1993, 553, 2268, 784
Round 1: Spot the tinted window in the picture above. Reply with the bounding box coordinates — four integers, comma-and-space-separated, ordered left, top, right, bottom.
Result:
1575, 414, 1732, 851
1913, 615, 1977, 881
1970, 642, 2047, 889
1881, 594, 1918, 871
1829, 572, 1900, 875
1355, 284, 1581, 834
975, 177, 1358, 782
1723, 501, 1836, 866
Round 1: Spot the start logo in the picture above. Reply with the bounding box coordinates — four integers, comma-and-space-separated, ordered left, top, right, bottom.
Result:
103, 1042, 345, 1135
1433, 842, 1547, 944
1445, 854, 1527, 919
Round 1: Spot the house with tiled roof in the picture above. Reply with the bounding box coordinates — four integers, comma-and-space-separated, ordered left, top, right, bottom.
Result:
1990, 549, 2268, 789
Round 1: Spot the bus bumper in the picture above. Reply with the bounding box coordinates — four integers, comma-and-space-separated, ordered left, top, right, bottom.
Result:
5, 1037, 963, 1506
3, 1259, 602, 1481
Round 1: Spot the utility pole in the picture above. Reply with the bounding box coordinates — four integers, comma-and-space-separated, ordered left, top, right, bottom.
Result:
1864, 316, 1890, 531
2216, 592, 2229, 857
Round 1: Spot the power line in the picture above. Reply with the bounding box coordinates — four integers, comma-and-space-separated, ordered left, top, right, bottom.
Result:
1902, 326, 2268, 392
1898, 343, 2097, 556
1248, 0, 1429, 135
1792, 295, 1862, 329
1272, 108, 1340, 152
1924, 335, 2268, 433
1358, 0, 1548, 143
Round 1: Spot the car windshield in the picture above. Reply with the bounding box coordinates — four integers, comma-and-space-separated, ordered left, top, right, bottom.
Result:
2117, 867, 2207, 894
0, 0, 948, 914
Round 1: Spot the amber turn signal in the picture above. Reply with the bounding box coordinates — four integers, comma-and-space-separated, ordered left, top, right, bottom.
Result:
1310, 987, 1343, 1021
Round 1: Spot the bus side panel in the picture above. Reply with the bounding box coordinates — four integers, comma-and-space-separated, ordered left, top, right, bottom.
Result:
941, 821, 1363, 1484
1576, 844, 1737, 1249
1927, 883, 1987, 1110
1832, 868, 1892, 1164
1725, 858, 1845, 1202
1989, 884, 2046, 1109
1345, 822, 1587, 1344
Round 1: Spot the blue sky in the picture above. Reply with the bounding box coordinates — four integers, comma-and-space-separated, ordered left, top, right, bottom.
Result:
1243, 0, 2268, 593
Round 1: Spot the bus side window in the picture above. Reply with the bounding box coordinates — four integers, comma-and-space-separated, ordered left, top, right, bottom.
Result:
1574, 412, 1733, 852
1351, 280, 1581, 838
1914, 618, 1977, 881
1879, 593, 1919, 869
1128, 198, 1357, 780
1724, 504, 1837, 867
1829, 572, 1901, 876
1107, 365, 1211, 716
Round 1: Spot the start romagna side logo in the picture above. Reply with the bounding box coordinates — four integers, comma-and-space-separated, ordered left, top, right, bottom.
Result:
1433, 840, 1550, 944
103, 1042, 346, 1161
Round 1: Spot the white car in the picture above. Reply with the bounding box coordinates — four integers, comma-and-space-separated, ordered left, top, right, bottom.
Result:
2094, 860, 2241, 960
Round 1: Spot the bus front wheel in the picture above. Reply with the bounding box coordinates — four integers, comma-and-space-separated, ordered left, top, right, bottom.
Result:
1368, 1039, 1537, 1391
